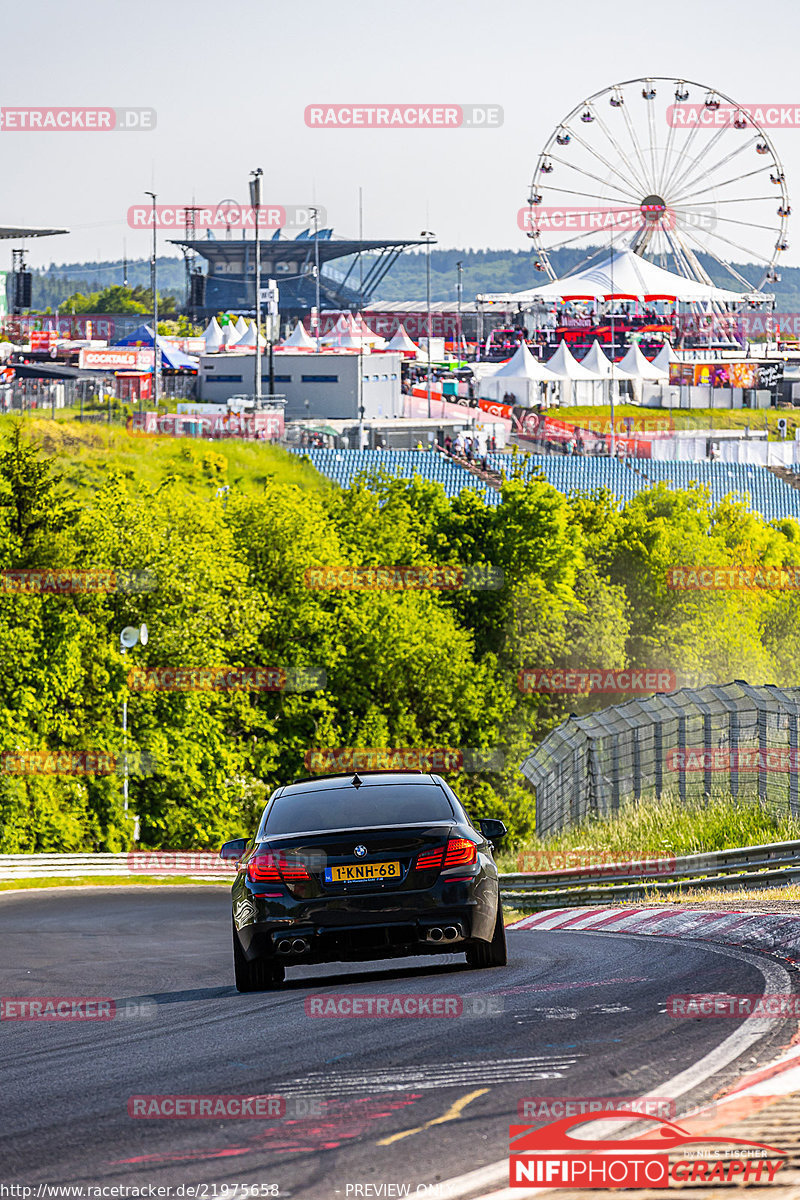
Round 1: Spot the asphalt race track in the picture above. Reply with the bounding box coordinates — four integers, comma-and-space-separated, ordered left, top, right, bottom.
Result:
1, 888, 797, 1198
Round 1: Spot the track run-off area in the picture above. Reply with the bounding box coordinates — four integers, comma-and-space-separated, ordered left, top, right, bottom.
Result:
2, 887, 799, 1199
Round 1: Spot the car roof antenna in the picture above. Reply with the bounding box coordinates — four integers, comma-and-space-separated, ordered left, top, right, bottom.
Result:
351, 772, 363, 789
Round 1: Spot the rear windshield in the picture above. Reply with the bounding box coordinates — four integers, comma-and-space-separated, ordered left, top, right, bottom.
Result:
260, 784, 455, 836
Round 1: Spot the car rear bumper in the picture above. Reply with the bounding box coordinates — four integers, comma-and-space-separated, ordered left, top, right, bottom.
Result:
234, 875, 497, 963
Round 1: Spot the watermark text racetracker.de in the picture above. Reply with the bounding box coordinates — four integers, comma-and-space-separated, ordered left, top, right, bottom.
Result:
128, 1094, 323, 1119
303, 564, 503, 591
518, 205, 715, 234
127, 665, 325, 693
304, 746, 504, 774
518, 668, 676, 695
127, 204, 323, 231
1, 750, 157, 777
0, 568, 157, 595
667, 102, 800, 128
668, 993, 800, 1017
515, 850, 676, 874
305, 104, 502, 129
667, 565, 800, 590
518, 1096, 676, 1121
305, 993, 503, 1018
1, 997, 156, 1020
0, 107, 156, 131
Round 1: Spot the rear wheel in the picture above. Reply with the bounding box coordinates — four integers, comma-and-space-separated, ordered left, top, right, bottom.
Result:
465, 900, 507, 969
233, 923, 285, 992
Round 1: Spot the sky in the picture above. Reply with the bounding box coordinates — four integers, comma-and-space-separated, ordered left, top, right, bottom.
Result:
5, 0, 800, 281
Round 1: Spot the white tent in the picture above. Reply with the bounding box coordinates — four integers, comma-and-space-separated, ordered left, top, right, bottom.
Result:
236, 321, 266, 350
321, 314, 350, 345
545, 339, 603, 406
546, 340, 602, 381
203, 318, 224, 353
478, 247, 754, 305
385, 323, 419, 355
650, 342, 680, 374
617, 341, 668, 380
580, 340, 615, 377
352, 312, 386, 347
480, 341, 557, 408
221, 322, 241, 348
282, 322, 317, 349
234, 316, 249, 338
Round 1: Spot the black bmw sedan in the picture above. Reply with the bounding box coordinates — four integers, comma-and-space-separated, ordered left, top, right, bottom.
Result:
220, 770, 508, 991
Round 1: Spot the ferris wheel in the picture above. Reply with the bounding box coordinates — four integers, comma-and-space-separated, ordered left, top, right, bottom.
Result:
526, 77, 789, 298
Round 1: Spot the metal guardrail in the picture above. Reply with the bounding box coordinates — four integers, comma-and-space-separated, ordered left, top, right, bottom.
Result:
498, 837, 800, 907
2, 842, 800, 904
0, 853, 233, 880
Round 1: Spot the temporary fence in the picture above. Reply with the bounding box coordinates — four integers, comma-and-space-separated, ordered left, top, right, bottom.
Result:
521, 681, 800, 838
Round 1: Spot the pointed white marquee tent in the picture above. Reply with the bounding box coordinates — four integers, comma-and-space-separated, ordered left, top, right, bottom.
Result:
650, 342, 680, 374
352, 312, 387, 348
617, 342, 668, 380
385, 323, 419, 356
480, 341, 558, 408
543, 339, 603, 406
282, 321, 317, 350
203, 317, 224, 353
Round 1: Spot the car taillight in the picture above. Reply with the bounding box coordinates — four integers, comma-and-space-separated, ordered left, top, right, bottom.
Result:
416, 847, 445, 870
443, 838, 477, 868
247, 853, 310, 883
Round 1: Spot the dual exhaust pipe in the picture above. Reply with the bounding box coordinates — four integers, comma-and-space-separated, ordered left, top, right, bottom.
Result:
426, 925, 461, 943
276, 937, 310, 955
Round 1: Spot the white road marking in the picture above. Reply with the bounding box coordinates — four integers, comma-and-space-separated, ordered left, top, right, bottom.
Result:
275, 1055, 582, 1096
427, 939, 793, 1199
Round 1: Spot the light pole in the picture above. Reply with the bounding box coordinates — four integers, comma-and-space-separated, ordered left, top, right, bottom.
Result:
421, 231, 436, 419
609, 234, 616, 456
456, 260, 463, 359
250, 168, 263, 404
120, 623, 149, 843
310, 206, 321, 351
145, 192, 159, 408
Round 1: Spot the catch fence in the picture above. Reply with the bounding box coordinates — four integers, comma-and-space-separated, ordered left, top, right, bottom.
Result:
521, 681, 800, 837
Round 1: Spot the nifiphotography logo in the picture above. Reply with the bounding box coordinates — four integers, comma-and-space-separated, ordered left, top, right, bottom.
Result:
508, 1112, 786, 1188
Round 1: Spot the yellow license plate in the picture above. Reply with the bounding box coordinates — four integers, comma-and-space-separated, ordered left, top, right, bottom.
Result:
325, 861, 401, 883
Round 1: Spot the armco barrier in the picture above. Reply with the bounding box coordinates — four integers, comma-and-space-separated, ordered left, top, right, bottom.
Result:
0, 852, 233, 880
2, 839, 800, 899
499, 837, 800, 908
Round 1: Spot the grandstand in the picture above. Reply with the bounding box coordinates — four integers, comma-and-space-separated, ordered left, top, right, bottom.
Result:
291, 448, 502, 506
291, 449, 800, 523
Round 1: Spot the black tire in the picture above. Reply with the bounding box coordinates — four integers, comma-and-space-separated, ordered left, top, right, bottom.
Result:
465, 900, 507, 969
233, 923, 285, 992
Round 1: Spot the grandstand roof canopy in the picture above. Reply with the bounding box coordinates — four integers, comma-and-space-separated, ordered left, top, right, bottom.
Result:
0, 226, 68, 240
170, 237, 424, 267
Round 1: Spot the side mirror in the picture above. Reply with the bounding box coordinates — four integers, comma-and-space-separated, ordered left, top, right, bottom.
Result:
220, 837, 248, 861
478, 818, 507, 843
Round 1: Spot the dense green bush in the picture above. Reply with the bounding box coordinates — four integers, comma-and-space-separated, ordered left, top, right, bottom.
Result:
1, 423, 800, 851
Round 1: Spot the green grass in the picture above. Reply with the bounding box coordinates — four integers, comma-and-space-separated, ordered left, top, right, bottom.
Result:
551, 404, 795, 442
498, 795, 800, 874
0, 875, 230, 890
6, 417, 329, 499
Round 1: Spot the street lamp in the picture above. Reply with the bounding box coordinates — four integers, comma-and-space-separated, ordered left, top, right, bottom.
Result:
309, 206, 322, 351
421, 231, 437, 419
144, 192, 159, 409
250, 168, 263, 405
120, 623, 149, 842
456, 260, 463, 359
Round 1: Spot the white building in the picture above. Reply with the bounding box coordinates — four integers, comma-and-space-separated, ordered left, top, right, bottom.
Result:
199, 350, 402, 419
